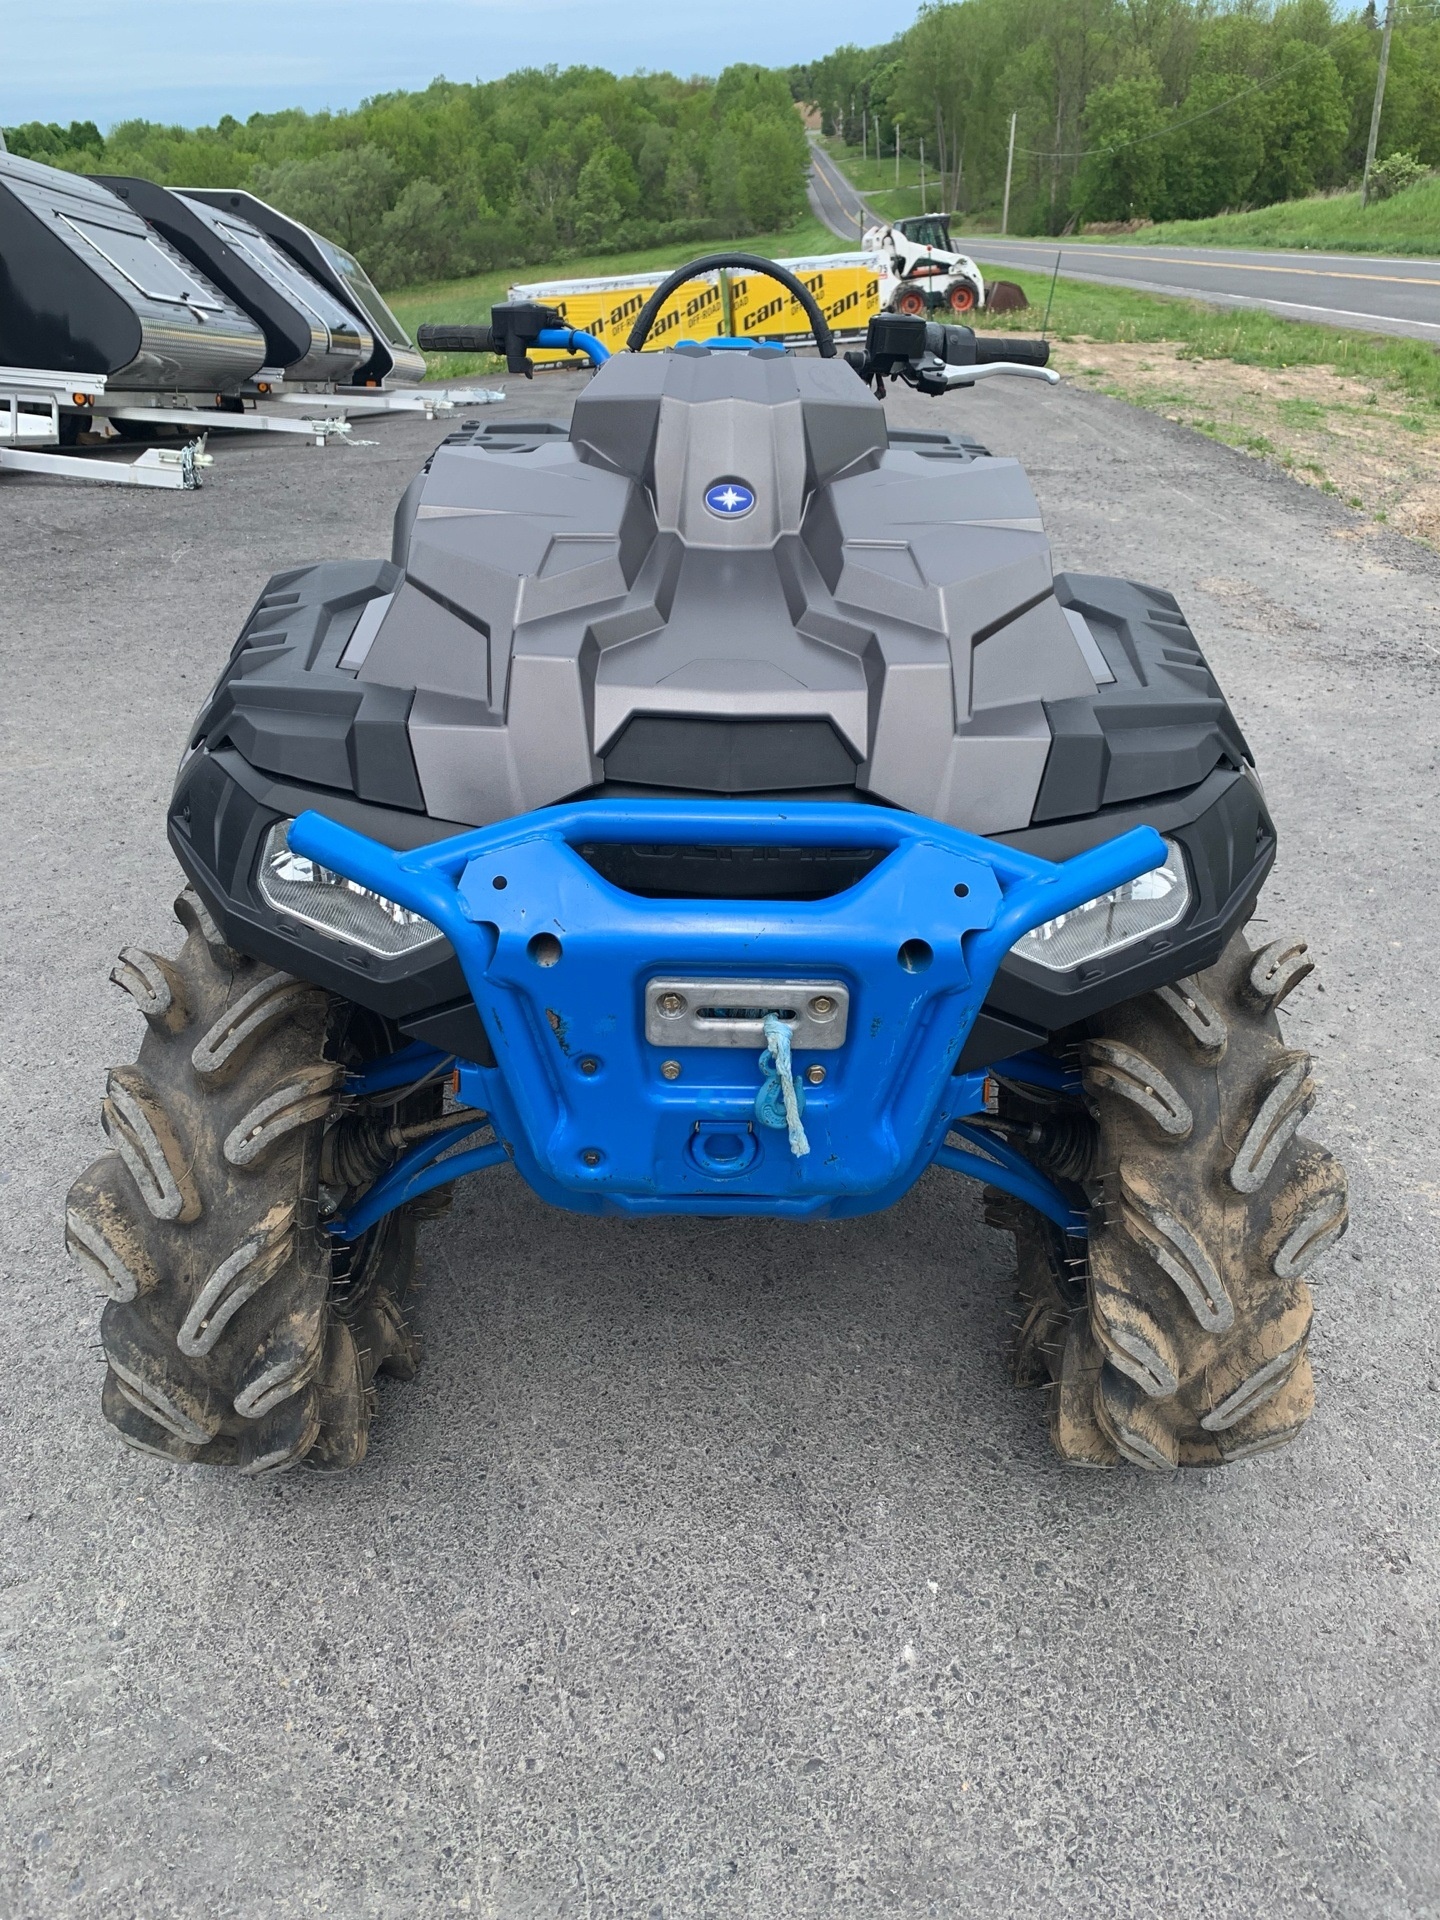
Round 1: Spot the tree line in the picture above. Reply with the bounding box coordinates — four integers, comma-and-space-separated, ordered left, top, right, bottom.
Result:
791, 0, 1440, 230
2, 64, 809, 288
7, 1, 1438, 287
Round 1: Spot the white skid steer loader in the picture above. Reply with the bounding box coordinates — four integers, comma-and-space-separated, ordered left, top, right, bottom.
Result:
864, 214, 988, 316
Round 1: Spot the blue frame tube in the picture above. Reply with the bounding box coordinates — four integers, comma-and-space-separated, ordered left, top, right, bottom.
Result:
935, 1123, 1087, 1235
535, 326, 609, 366
290, 799, 1161, 1229
334, 1120, 507, 1239
345, 1039, 452, 1098
329, 1060, 1090, 1241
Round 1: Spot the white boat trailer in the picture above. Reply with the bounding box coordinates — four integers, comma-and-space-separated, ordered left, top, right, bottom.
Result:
0, 365, 506, 489
0, 368, 212, 489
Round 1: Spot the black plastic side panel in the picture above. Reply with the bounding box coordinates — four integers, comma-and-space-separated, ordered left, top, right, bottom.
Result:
955, 1009, 1048, 1072
1035, 575, 1252, 821
192, 561, 423, 810
398, 999, 496, 1067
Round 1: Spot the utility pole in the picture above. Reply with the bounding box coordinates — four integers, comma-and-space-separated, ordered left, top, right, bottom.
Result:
1361, 0, 1396, 208
920, 137, 926, 213
894, 122, 901, 188
1001, 111, 1017, 234
874, 113, 881, 168
862, 111, 867, 161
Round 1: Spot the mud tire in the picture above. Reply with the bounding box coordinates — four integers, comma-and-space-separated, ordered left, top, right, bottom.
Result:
995, 929, 1349, 1469
66, 889, 431, 1475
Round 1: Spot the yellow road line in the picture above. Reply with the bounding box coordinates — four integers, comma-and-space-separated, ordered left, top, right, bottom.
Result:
1007, 245, 1440, 289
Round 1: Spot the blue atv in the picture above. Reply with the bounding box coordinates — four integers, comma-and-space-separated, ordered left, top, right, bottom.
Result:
68, 255, 1348, 1478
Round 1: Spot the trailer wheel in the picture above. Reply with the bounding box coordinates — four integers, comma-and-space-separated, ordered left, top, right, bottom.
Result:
65, 889, 434, 1476
947, 281, 978, 314
993, 929, 1349, 1469
895, 289, 929, 316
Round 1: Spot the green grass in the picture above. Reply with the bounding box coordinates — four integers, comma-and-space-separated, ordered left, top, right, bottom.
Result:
970, 260, 1440, 408
388, 213, 839, 378
1101, 176, 1440, 256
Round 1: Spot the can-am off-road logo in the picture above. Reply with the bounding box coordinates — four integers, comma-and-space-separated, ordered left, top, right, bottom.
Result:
704, 480, 755, 517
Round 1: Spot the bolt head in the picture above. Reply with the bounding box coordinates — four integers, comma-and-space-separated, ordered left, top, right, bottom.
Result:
579, 1057, 599, 1075
805, 1064, 826, 1085
581, 1148, 602, 1167
809, 995, 835, 1017
658, 992, 686, 1017
661, 1059, 682, 1081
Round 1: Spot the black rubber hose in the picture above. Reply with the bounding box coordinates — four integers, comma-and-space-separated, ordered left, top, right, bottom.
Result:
625, 253, 837, 357
416, 325, 496, 353
974, 337, 1050, 366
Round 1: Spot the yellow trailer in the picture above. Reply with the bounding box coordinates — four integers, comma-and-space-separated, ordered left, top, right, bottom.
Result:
509, 255, 881, 364
729, 256, 880, 342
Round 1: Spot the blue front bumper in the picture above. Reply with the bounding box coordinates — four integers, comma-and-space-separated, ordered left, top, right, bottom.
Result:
289, 801, 1164, 1222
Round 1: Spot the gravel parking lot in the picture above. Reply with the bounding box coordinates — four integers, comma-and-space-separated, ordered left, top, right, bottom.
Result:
2, 367, 1437, 1920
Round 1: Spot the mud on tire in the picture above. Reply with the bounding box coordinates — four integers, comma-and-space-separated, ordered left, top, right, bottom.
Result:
992, 930, 1349, 1469
66, 888, 432, 1475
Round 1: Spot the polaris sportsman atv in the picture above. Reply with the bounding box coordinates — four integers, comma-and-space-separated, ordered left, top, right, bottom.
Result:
67, 254, 1349, 1477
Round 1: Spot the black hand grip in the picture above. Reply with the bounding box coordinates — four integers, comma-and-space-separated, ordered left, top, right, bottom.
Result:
974, 337, 1050, 367
416, 324, 495, 354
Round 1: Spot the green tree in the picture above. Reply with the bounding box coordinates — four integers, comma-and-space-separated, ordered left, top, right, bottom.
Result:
249, 145, 399, 253
573, 142, 638, 245
1252, 43, 1348, 202
1156, 71, 1267, 218
1073, 67, 1168, 220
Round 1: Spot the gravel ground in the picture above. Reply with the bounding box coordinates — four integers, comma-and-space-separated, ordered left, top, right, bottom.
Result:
1, 368, 1437, 1920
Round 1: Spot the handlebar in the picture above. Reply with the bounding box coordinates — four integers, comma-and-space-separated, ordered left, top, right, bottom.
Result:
417, 324, 495, 354
417, 305, 609, 377
974, 336, 1050, 367
847, 313, 1054, 398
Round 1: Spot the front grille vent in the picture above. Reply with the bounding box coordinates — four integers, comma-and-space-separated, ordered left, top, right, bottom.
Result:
579, 842, 886, 901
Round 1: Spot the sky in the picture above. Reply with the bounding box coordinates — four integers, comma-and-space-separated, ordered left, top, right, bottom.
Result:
0, 0, 914, 130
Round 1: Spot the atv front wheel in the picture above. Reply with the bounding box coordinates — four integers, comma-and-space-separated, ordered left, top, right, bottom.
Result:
994, 930, 1349, 1469
65, 888, 432, 1475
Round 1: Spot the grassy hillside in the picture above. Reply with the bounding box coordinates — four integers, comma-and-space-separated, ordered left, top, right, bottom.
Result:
1094, 178, 1440, 256
818, 135, 936, 225
821, 136, 1440, 257
390, 213, 840, 378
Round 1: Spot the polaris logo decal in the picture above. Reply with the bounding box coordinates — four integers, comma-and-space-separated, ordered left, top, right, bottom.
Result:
704, 480, 755, 518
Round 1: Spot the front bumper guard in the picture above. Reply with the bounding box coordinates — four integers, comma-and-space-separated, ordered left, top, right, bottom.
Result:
289, 800, 1164, 1228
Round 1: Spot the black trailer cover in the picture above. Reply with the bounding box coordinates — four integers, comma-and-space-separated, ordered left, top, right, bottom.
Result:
187, 189, 425, 387
94, 177, 375, 385
0, 152, 265, 390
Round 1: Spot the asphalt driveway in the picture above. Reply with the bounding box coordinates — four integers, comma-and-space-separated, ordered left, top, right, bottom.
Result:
1, 365, 1436, 1919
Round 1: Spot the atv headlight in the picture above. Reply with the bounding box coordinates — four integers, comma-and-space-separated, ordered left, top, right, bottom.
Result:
256, 819, 444, 957
1009, 840, 1190, 971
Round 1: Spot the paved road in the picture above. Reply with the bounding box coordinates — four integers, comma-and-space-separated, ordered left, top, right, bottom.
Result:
807, 135, 868, 245
965, 235, 1440, 343
810, 137, 1440, 341
2, 375, 1438, 1919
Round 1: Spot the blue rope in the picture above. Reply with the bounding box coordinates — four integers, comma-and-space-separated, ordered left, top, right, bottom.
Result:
755, 1013, 810, 1157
